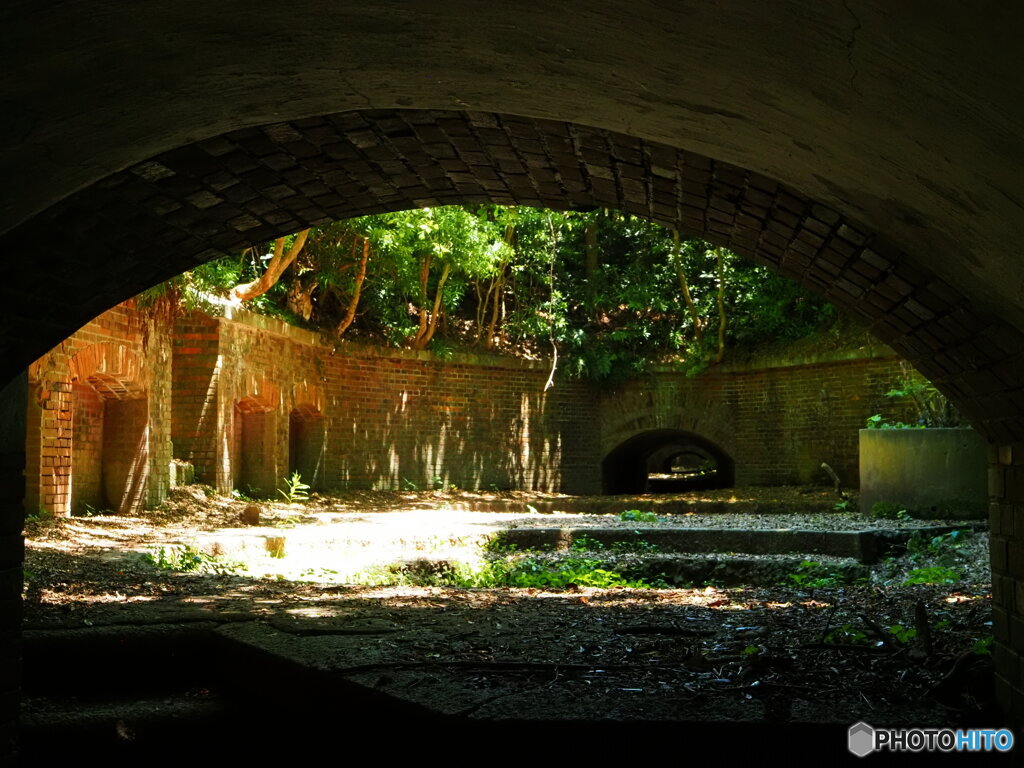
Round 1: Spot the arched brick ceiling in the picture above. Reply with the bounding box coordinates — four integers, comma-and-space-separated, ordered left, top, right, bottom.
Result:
2, 3, 1023, 439
4, 108, 1022, 440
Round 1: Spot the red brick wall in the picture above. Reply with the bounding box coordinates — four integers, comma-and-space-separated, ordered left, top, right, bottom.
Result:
37, 303, 915, 509
600, 353, 915, 489
289, 410, 325, 490
170, 308, 910, 497
171, 308, 599, 496
102, 398, 149, 513
70, 383, 103, 512
27, 303, 172, 515
170, 312, 220, 481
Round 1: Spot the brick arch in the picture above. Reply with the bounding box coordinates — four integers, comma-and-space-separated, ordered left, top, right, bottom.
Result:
67, 342, 145, 399
602, 428, 736, 495
601, 408, 738, 470
291, 382, 323, 416
233, 381, 280, 413
5, 108, 1021, 445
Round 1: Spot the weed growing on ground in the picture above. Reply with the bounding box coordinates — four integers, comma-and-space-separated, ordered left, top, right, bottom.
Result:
619, 509, 658, 523
610, 536, 658, 553
145, 545, 247, 576
871, 501, 908, 519
903, 566, 961, 585
570, 535, 605, 552
973, 636, 993, 656
483, 532, 519, 553
277, 471, 310, 503
26, 508, 55, 525
888, 624, 917, 643
906, 529, 968, 566
339, 555, 662, 590
823, 623, 869, 645
786, 560, 845, 589
79, 503, 106, 517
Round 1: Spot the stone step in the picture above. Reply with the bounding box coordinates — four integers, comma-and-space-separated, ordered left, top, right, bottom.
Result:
445, 497, 841, 515
491, 523, 983, 564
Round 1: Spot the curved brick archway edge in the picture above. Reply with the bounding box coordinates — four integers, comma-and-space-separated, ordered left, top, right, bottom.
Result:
3, 109, 1022, 441
2, 105, 1024, 752
5, 3, 1024, 754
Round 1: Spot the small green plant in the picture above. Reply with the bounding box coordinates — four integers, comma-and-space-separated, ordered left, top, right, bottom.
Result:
834, 499, 851, 512
483, 532, 519, 553
570, 535, 605, 552
741, 645, 761, 656
906, 529, 968, 566
787, 560, 842, 589
865, 413, 921, 430
866, 364, 960, 429
972, 636, 993, 656
146, 545, 247, 575
610, 536, 658, 553
871, 500, 908, 520
903, 566, 961, 585
277, 471, 310, 503
26, 507, 54, 524
401, 477, 419, 491
232, 488, 255, 502
823, 623, 869, 645
888, 624, 918, 644
619, 509, 658, 523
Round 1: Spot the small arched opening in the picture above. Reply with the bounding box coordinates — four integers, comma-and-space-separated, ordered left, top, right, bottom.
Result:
289, 405, 325, 491
232, 395, 277, 498
70, 373, 149, 514
602, 429, 735, 495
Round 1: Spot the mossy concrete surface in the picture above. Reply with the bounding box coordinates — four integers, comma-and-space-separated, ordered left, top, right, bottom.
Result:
859, 428, 988, 520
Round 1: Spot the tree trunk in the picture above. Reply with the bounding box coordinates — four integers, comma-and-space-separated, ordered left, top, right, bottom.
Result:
672, 229, 703, 342
413, 253, 432, 345
335, 236, 371, 336
484, 266, 505, 349
232, 229, 310, 301
714, 247, 727, 363
413, 262, 451, 349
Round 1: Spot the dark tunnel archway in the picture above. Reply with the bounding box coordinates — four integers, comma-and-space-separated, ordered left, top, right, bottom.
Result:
602, 429, 735, 495
5, 3, 1024, 751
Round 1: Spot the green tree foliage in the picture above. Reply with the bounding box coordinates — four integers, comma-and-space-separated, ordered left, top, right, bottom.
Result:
153, 206, 836, 380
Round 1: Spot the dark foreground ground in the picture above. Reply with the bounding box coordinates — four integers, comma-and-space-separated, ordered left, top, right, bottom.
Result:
18, 488, 1009, 764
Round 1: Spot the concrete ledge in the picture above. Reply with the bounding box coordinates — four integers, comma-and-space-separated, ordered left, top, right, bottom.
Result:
859, 428, 988, 519
494, 524, 984, 564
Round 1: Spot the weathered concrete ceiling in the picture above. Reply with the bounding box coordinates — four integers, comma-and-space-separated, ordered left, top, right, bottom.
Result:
0, 1, 1022, 436
4, 2, 1022, 323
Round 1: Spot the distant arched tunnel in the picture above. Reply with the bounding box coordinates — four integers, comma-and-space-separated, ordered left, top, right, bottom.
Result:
602, 429, 735, 495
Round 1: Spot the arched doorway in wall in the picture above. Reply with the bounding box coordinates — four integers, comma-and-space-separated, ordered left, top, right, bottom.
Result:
71, 373, 149, 514
232, 394, 278, 498
602, 429, 735, 495
289, 405, 325, 491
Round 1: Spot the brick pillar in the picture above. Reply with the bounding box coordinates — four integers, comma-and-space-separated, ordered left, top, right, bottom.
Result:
0, 371, 27, 759
990, 442, 1024, 729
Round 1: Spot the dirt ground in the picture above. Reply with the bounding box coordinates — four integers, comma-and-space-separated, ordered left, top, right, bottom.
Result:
21, 487, 998, 734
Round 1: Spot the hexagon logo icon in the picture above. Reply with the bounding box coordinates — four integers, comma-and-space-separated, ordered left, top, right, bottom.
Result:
848, 722, 875, 757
